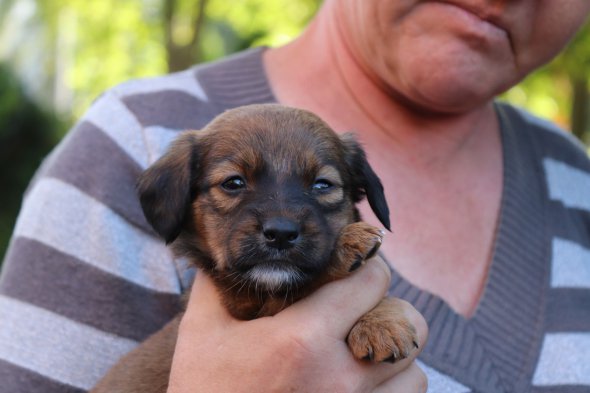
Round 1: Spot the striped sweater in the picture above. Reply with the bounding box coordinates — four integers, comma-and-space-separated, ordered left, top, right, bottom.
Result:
1, 48, 589, 393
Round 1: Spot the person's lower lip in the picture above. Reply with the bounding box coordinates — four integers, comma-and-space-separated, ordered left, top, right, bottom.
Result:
426, 1, 508, 41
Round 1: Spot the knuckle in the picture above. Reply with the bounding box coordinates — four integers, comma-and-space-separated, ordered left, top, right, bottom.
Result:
275, 323, 321, 364
394, 298, 429, 351
273, 336, 309, 369
362, 257, 391, 290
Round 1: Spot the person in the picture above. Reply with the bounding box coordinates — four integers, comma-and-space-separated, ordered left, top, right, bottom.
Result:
1, 0, 589, 391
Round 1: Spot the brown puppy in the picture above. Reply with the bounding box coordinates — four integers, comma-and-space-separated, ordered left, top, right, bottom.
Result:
91, 104, 417, 392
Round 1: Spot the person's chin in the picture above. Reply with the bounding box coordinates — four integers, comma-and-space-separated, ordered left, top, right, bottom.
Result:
389, 59, 515, 115
407, 81, 496, 114
380, 23, 516, 113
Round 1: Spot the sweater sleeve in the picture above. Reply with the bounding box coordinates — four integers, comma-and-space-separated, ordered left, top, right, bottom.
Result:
0, 47, 274, 392
0, 90, 184, 392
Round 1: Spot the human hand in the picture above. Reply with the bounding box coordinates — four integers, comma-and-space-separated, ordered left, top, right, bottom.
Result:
167, 257, 428, 392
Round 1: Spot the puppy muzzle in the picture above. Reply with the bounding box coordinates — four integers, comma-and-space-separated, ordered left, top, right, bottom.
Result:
230, 215, 330, 291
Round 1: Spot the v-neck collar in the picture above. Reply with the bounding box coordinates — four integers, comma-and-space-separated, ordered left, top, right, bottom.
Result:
386, 103, 551, 392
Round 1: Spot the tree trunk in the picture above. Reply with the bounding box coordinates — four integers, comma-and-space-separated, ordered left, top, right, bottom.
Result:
570, 76, 589, 144
163, 0, 208, 73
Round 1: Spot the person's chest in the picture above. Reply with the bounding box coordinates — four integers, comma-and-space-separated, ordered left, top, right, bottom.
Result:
362, 167, 503, 318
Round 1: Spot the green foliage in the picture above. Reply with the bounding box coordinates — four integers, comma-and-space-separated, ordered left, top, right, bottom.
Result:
0, 63, 64, 260
1, 0, 320, 120
560, 21, 590, 80
502, 22, 590, 143
35, 0, 168, 117
202, 0, 320, 58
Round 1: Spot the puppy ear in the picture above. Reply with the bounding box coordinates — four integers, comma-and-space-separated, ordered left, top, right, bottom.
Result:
341, 133, 391, 231
136, 131, 200, 244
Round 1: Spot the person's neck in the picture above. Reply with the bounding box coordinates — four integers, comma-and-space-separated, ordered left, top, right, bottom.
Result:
263, 3, 499, 172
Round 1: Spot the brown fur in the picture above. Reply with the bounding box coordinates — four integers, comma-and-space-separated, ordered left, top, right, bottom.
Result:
91, 104, 417, 393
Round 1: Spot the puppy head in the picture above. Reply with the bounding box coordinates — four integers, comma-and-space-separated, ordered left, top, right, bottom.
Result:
137, 104, 389, 292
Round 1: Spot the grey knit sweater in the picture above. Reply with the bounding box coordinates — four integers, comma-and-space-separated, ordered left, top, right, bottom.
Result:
1, 48, 589, 393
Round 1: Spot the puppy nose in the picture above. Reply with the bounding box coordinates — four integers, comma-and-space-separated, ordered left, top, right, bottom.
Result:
262, 217, 300, 249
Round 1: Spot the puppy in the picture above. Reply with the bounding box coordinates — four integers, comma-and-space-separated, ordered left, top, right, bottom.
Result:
91, 104, 417, 392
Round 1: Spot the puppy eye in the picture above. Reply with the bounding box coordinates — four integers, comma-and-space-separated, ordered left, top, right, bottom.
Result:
312, 179, 333, 191
221, 176, 246, 191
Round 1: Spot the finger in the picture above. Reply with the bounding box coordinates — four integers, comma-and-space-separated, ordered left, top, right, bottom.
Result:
281, 256, 392, 337
183, 270, 234, 325
373, 362, 428, 393
393, 298, 429, 352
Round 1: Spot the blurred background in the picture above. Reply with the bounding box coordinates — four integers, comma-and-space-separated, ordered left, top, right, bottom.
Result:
0, 0, 589, 263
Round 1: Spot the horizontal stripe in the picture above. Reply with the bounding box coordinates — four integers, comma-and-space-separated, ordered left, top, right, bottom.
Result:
143, 125, 184, 162
0, 358, 84, 393
14, 177, 180, 294
43, 120, 151, 233
0, 295, 138, 390
114, 69, 208, 102
82, 91, 149, 168
196, 48, 276, 108
551, 238, 590, 288
122, 90, 219, 130
533, 333, 590, 386
417, 360, 470, 393
546, 288, 590, 332
1, 237, 182, 341
544, 158, 590, 212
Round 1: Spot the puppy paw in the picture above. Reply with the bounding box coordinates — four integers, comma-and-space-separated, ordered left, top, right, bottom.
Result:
329, 222, 384, 279
347, 298, 418, 363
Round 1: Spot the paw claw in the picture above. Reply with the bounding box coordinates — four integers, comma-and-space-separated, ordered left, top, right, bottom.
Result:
365, 238, 382, 260
348, 259, 363, 272
362, 348, 374, 362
